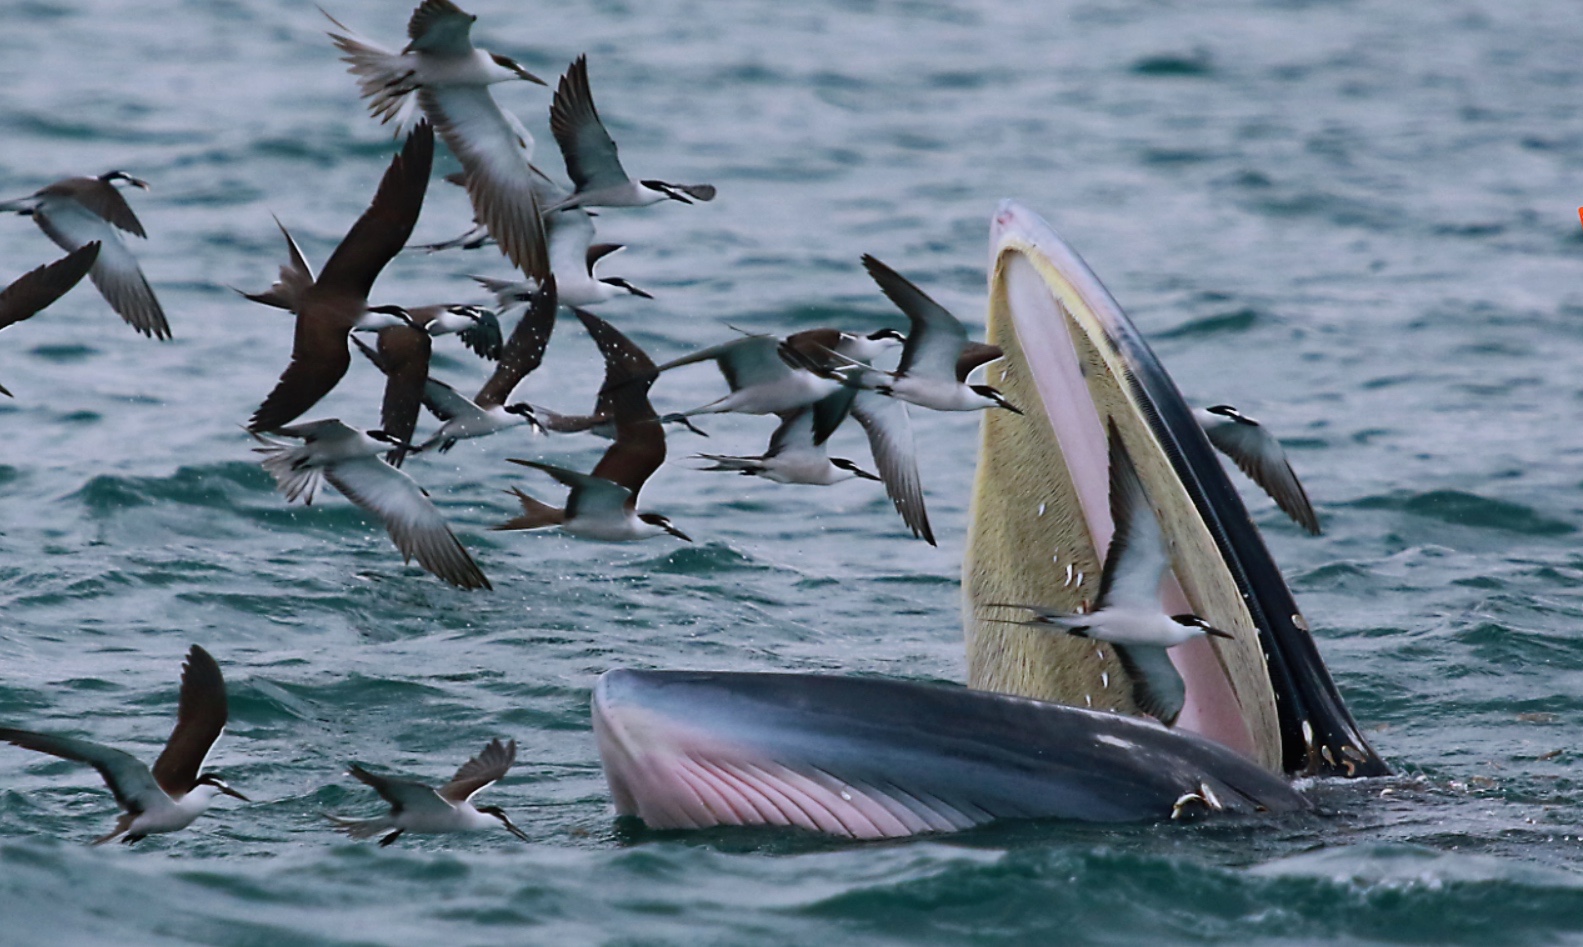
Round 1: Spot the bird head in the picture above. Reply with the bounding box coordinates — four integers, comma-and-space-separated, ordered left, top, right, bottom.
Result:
832, 457, 881, 481
504, 403, 545, 433
489, 52, 547, 86
971, 385, 1023, 415
476, 804, 532, 842
99, 170, 150, 190
195, 772, 250, 801
865, 327, 906, 347
1171, 615, 1234, 639
639, 512, 691, 542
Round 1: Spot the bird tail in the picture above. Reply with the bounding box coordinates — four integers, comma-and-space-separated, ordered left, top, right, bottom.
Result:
694, 454, 762, 475
0, 195, 42, 215
324, 813, 395, 840
471, 275, 537, 310
323, 14, 420, 130
250, 433, 326, 505
492, 487, 565, 531
91, 812, 137, 846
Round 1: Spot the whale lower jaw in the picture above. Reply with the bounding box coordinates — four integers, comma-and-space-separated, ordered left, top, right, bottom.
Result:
593, 669, 1311, 838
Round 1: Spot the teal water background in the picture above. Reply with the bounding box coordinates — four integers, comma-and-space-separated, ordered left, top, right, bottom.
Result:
3, 0, 1583, 943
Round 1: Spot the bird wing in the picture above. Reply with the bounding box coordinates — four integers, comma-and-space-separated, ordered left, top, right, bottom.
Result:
419, 375, 485, 424
764, 408, 816, 459
1097, 423, 1169, 611
955, 342, 1004, 382
549, 55, 630, 193
151, 645, 229, 797
418, 85, 550, 281
512, 459, 632, 521
348, 763, 453, 816
1112, 644, 1186, 727
317, 123, 434, 302
656, 336, 787, 391
862, 255, 966, 381
849, 390, 934, 545
248, 314, 353, 432
0, 728, 160, 814
324, 456, 491, 590
438, 738, 516, 803
405, 0, 475, 54
475, 276, 558, 408
0, 243, 99, 331
373, 326, 433, 465
43, 177, 146, 237
1199, 408, 1321, 535
33, 205, 168, 340
457, 308, 503, 360
242, 217, 317, 312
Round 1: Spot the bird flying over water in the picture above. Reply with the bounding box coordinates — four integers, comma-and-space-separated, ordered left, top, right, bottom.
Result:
544, 56, 716, 212
1194, 404, 1321, 535
0, 171, 169, 339
0, 645, 247, 845
327, 738, 529, 846
245, 122, 434, 433
253, 419, 491, 590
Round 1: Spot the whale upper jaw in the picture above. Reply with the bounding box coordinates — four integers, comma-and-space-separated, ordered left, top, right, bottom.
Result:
971, 199, 1385, 780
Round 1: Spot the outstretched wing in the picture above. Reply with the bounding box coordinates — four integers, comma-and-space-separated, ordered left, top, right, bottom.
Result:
0, 243, 99, 331
349, 763, 453, 815
439, 738, 517, 803
0, 728, 159, 814
151, 644, 229, 797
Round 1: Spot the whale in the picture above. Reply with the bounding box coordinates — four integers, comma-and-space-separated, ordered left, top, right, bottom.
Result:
592, 201, 1387, 839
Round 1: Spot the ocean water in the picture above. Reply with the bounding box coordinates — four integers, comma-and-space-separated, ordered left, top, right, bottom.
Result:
2, 0, 1583, 943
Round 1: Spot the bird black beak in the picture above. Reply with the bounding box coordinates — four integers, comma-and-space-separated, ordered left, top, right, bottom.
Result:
852, 467, 882, 482
219, 783, 250, 802
666, 524, 693, 542
1206, 626, 1235, 640
999, 400, 1025, 415
516, 66, 548, 86
504, 819, 531, 842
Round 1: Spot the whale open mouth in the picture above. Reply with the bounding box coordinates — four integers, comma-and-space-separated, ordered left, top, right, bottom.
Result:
591, 202, 1385, 840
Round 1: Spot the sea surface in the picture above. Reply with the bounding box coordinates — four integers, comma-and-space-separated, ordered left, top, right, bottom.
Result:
2, 0, 1583, 943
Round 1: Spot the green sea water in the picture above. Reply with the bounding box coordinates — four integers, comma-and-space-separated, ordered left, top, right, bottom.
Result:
3, 0, 1583, 943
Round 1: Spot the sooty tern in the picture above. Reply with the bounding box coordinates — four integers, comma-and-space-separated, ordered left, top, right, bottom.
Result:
0, 171, 169, 339
0, 243, 100, 396
246, 123, 433, 432
327, 738, 529, 846
253, 419, 491, 590
497, 309, 688, 542
544, 56, 716, 212
1194, 404, 1321, 535
990, 423, 1232, 726
0, 645, 246, 845
852, 255, 1019, 414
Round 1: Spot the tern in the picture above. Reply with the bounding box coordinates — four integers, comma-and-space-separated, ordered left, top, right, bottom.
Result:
497, 309, 689, 542
852, 255, 1019, 414
404, 277, 559, 453
253, 419, 491, 590
1194, 404, 1321, 535
544, 56, 716, 211
990, 424, 1232, 726
474, 213, 652, 308
0, 171, 169, 339
328, 1, 552, 279
326, 0, 546, 129
246, 123, 433, 432
697, 405, 881, 485
327, 738, 529, 846
407, 303, 502, 360
0, 243, 100, 396
657, 333, 855, 431
0, 645, 247, 845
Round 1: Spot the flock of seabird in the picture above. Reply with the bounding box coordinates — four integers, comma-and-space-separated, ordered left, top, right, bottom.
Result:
0, 0, 1331, 844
